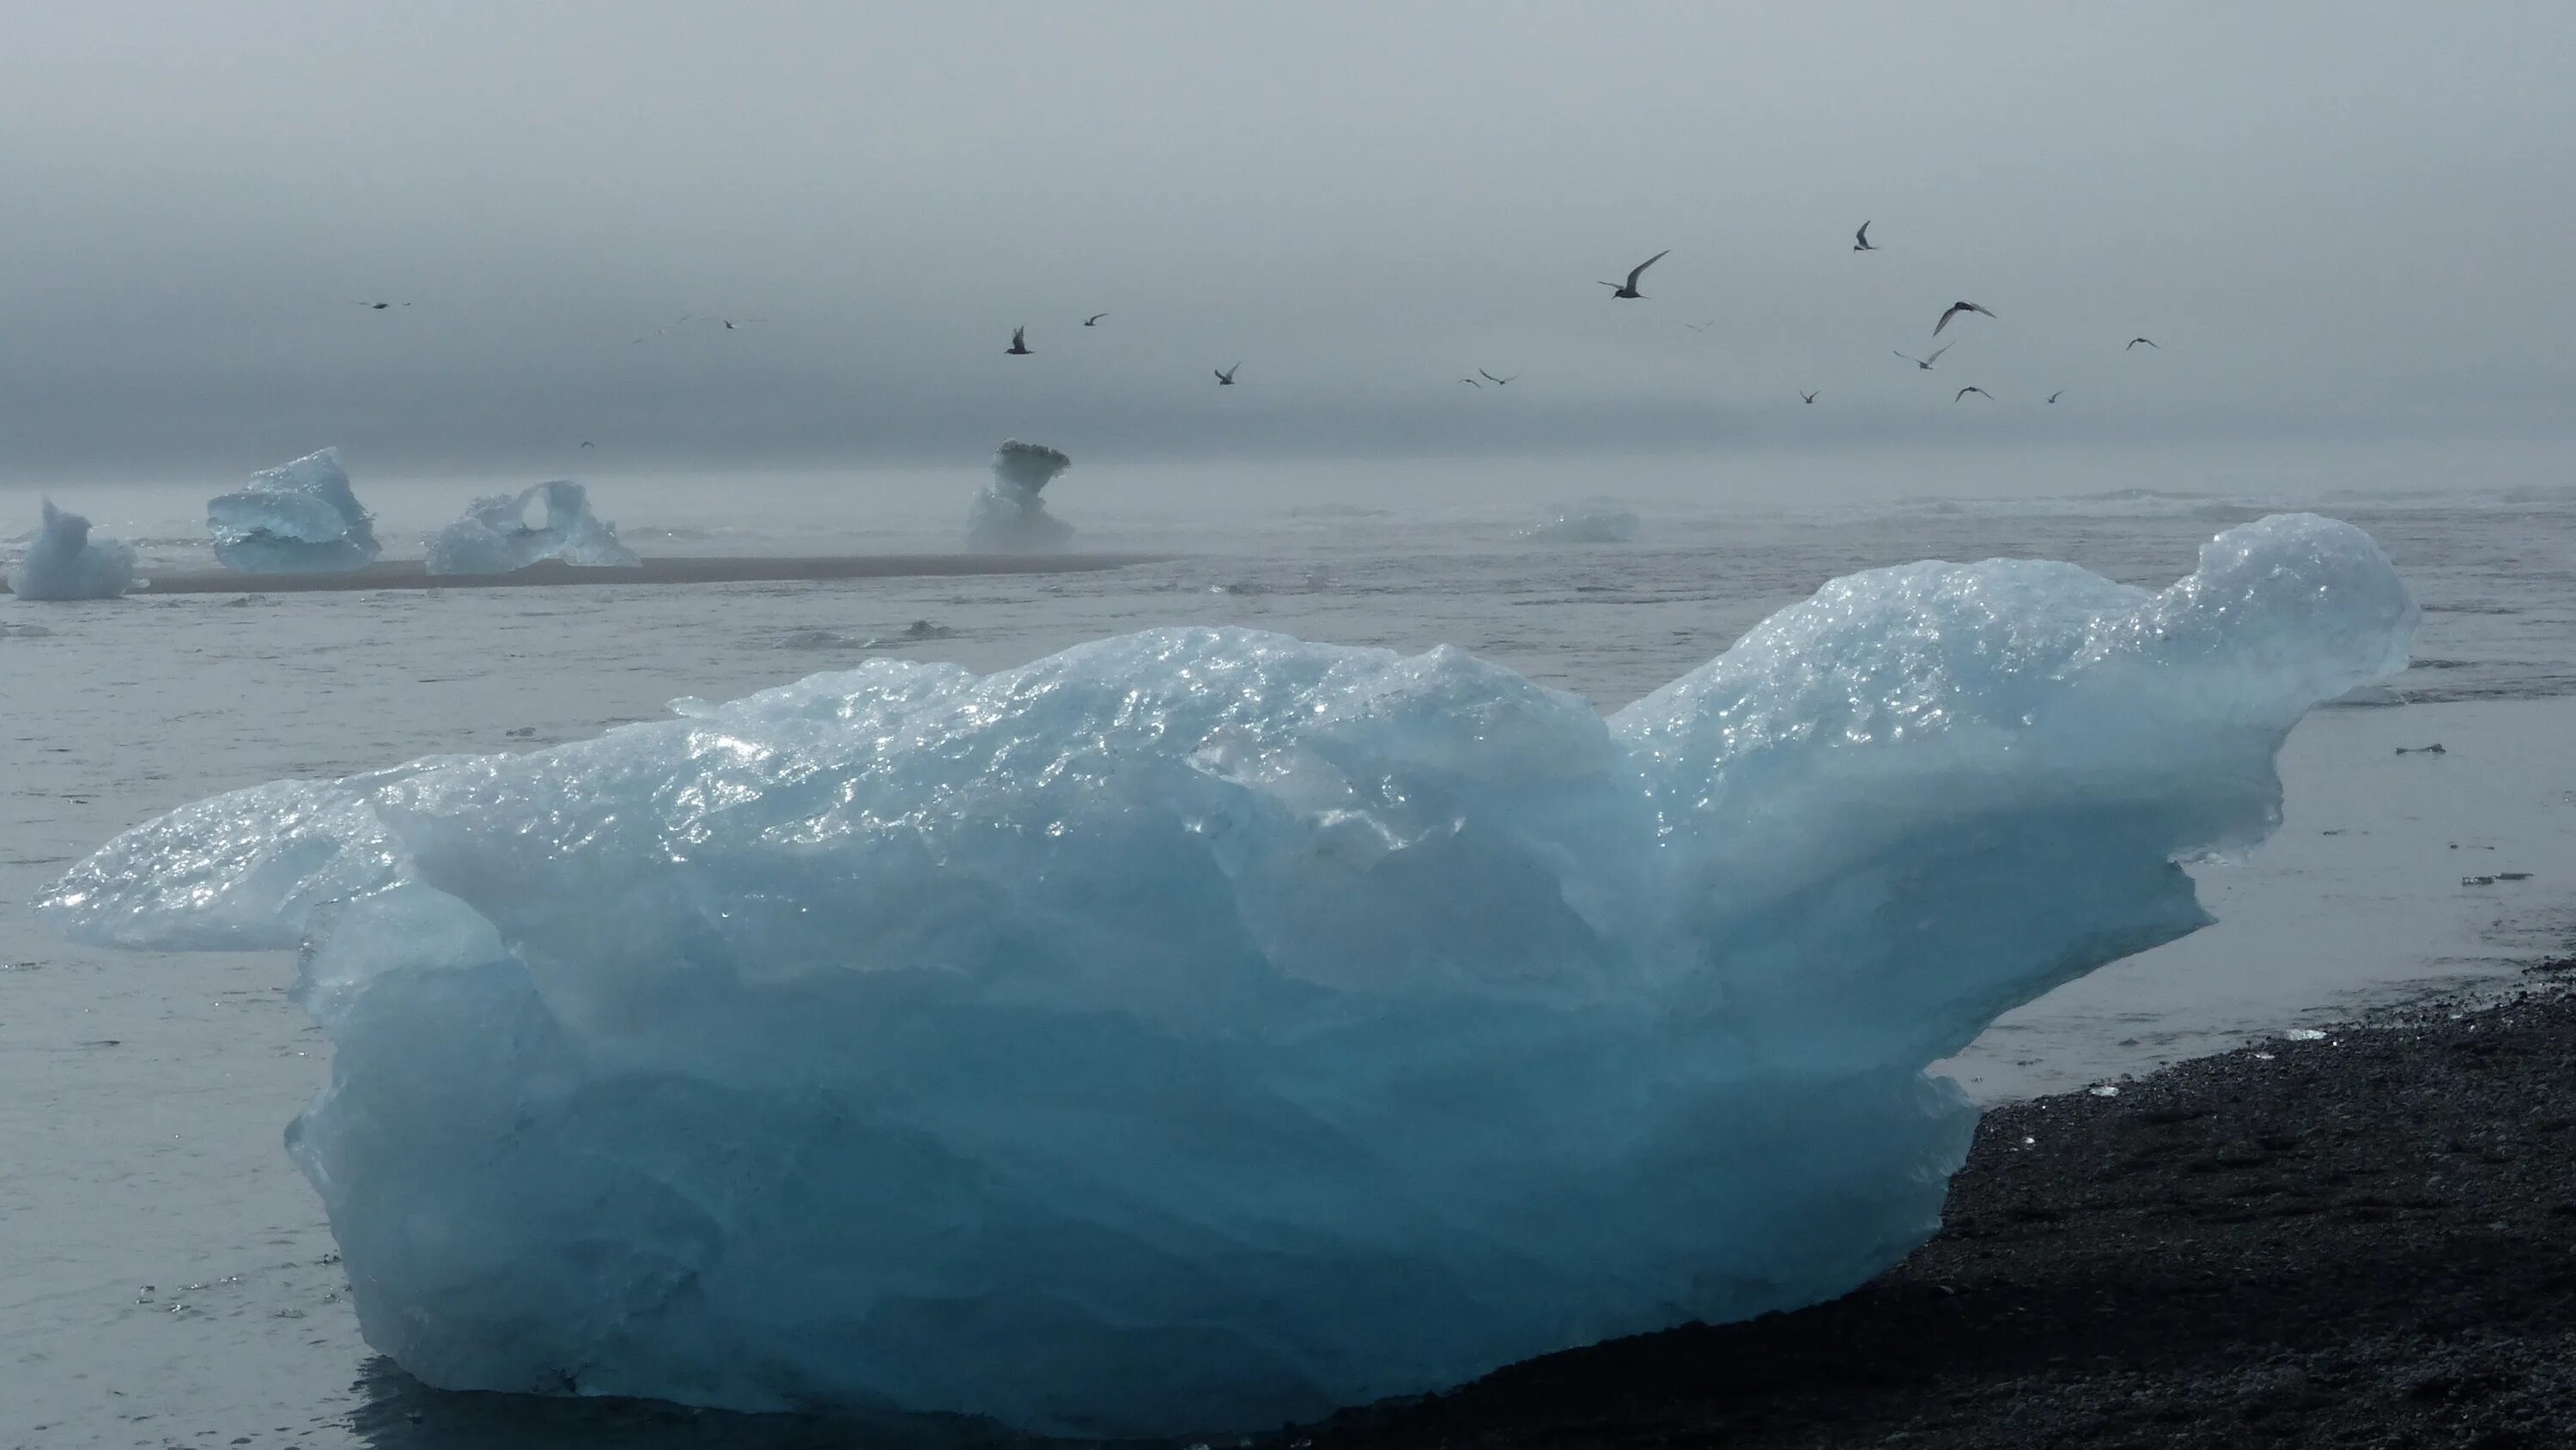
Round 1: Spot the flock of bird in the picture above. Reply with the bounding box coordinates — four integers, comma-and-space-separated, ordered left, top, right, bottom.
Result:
975, 220, 2160, 406
362, 221, 2161, 413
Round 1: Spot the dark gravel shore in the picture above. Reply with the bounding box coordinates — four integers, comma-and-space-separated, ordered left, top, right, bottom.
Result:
345, 974, 2576, 1450
1312, 974, 2576, 1450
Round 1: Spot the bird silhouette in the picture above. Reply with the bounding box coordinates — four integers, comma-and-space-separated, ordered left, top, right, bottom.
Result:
1214, 363, 1240, 385
2047, 390, 2063, 403
1084, 313, 1109, 327
1597, 250, 1669, 299
579, 440, 596, 449
353, 300, 412, 311
2126, 337, 2160, 350
1955, 385, 1994, 402
1853, 221, 1877, 252
1801, 391, 1819, 404
1007, 326, 1031, 355
1893, 344, 1953, 370
1680, 320, 1716, 334
1460, 377, 1482, 388
1934, 300, 1996, 336
1479, 369, 1519, 385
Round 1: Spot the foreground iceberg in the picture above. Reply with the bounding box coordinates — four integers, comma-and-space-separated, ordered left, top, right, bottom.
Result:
8, 501, 138, 599
208, 447, 381, 573
41, 515, 2415, 1436
964, 440, 1073, 550
425, 481, 639, 575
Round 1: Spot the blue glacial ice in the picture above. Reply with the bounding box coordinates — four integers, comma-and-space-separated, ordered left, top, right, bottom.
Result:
39, 514, 2415, 1435
964, 440, 1073, 550
425, 480, 640, 575
8, 501, 138, 599
208, 446, 381, 573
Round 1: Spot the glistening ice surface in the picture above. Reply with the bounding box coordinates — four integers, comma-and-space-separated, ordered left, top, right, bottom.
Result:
41, 514, 2414, 1435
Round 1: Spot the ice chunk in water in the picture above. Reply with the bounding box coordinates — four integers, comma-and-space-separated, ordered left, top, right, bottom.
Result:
965, 440, 1073, 550
1517, 497, 1639, 543
424, 481, 639, 575
207, 447, 381, 573
7, 501, 138, 599
40, 513, 2415, 1435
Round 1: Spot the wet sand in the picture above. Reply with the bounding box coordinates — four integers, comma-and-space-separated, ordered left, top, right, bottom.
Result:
312, 972, 2576, 1449
5, 554, 1176, 596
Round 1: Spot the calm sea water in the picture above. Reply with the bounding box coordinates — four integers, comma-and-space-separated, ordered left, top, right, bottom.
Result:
4, 446, 2572, 1446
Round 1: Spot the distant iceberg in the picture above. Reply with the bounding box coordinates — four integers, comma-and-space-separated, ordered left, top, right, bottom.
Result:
8, 501, 138, 600
43, 515, 2416, 1436
208, 447, 380, 573
1517, 497, 1639, 543
965, 440, 1073, 551
425, 481, 639, 575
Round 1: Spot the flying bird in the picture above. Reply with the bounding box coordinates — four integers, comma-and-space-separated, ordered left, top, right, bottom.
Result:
1801, 391, 1819, 404
1933, 300, 1996, 337
1084, 312, 1109, 326
631, 314, 694, 345
2126, 337, 2160, 350
1853, 221, 1877, 252
1597, 249, 1669, 299
2047, 390, 2063, 403
1955, 385, 1994, 402
1007, 326, 1031, 355
353, 300, 412, 311
1893, 343, 1953, 370
1460, 377, 1482, 388
1680, 320, 1716, 334
1479, 369, 1520, 385
579, 440, 596, 449
1214, 363, 1240, 385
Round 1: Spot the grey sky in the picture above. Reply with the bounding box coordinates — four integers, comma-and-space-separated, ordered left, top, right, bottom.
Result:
3, 2, 2570, 477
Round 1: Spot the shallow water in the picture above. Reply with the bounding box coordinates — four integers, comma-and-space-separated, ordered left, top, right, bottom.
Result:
4, 448, 2573, 1445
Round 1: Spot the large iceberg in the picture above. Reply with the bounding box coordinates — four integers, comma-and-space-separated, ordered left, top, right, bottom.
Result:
208, 447, 381, 573
964, 440, 1073, 550
8, 501, 138, 599
425, 481, 639, 575
40, 515, 2415, 1436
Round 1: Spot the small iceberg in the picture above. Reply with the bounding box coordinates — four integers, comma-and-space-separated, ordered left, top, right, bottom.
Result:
208, 447, 381, 574
425, 481, 639, 576
965, 440, 1074, 551
8, 501, 139, 600
1517, 497, 1639, 543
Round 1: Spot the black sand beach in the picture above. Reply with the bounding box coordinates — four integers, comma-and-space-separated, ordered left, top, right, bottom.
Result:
316, 971, 2576, 1450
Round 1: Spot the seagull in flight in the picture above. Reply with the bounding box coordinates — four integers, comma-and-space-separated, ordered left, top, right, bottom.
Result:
1934, 300, 1997, 337
2047, 390, 2063, 403
1680, 320, 1716, 334
1597, 249, 1669, 299
1955, 385, 1994, 402
2126, 337, 2160, 350
1084, 312, 1109, 327
579, 440, 596, 449
353, 300, 412, 311
1852, 221, 1877, 252
1893, 343, 1953, 370
1460, 377, 1482, 388
1214, 363, 1240, 385
1479, 369, 1520, 385
1007, 326, 1031, 355
1801, 391, 1819, 404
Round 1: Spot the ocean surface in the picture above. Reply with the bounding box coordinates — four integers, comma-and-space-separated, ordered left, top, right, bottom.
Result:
4, 446, 2573, 1447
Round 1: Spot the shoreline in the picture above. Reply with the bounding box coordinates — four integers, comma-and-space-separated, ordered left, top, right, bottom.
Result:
3, 553, 1176, 596
329, 968, 2576, 1449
